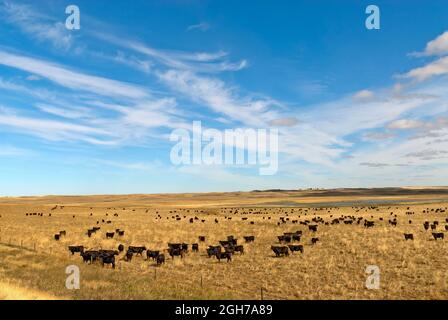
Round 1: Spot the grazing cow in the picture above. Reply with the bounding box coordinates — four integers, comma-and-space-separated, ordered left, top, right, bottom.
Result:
404, 233, 414, 241
288, 244, 304, 253
124, 250, 133, 262
181, 243, 188, 252
271, 245, 289, 257
233, 245, 244, 255
445, 225, 448, 231
128, 246, 147, 256
364, 220, 375, 228
292, 234, 301, 242
118, 231, 125, 237
99, 250, 119, 256
146, 250, 160, 261
215, 252, 232, 262
81, 250, 100, 264
59, 231, 66, 236
118, 244, 124, 252
168, 243, 182, 250
277, 235, 291, 243
68, 245, 84, 255
432, 232, 444, 240
199, 236, 206, 242
168, 248, 185, 259
308, 225, 318, 232
156, 254, 165, 266
244, 236, 255, 243
423, 222, 430, 230
311, 237, 319, 245
106, 232, 115, 239
207, 246, 221, 257
101, 254, 116, 269
192, 244, 199, 252
430, 224, 437, 231
54, 234, 60, 241
219, 240, 231, 247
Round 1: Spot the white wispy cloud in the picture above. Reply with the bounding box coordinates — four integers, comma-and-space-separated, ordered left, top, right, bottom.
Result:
388, 119, 424, 130
1, 0, 74, 50
0, 50, 149, 99
413, 31, 448, 57
186, 22, 210, 32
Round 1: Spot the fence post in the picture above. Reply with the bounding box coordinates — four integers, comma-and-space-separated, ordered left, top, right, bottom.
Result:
201, 274, 203, 288
154, 268, 157, 281
260, 287, 264, 300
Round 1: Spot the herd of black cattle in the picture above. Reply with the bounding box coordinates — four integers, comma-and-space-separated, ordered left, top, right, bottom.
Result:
21, 205, 447, 269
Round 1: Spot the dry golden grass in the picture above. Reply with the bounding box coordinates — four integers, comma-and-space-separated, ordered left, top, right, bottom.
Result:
0, 189, 447, 300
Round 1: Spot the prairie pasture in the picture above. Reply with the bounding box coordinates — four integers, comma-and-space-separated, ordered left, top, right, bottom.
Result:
0, 188, 447, 300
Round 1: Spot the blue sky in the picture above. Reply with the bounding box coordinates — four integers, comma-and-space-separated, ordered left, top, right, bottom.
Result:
1, 0, 448, 195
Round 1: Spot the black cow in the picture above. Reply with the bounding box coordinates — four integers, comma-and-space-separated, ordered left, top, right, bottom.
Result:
156, 254, 165, 266
288, 244, 304, 253
192, 244, 199, 252
271, 245, 289, 257
233, 245, 244, 254
118, 244, 124, 252
146, 250, 160, 261
101, 254, 116, 268
99, 250, 119, 256
124, 250, 133, 262
168, 248, 185, 259
68, 245, 84, 255
404, 233, 414, 241
244, 236, 255, 243
311, 237, 319, 245
81, 250, 99, 263
432, 232, 444, 240
59, 231, 66, 236
215, 252, 232, 262
106, 232, 115, 239
54, 234, 60, 241
198, 236, 206, 242
219, 240, 231, 247
277, 235, 291, 243
207, 246, 221, 257
364, 220, 375, 228
308, 225, 318, 232
168, 243, 182, 250
128, 246, 147, 256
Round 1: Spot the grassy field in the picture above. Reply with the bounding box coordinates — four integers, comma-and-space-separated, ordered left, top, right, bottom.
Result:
0, 188, 447, 300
